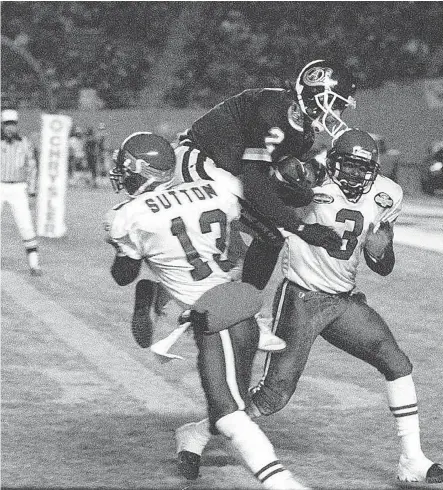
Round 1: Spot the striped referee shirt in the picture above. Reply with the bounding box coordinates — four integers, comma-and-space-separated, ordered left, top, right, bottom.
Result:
1, 134, 36, 183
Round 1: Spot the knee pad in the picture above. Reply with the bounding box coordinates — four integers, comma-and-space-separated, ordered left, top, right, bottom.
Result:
374, 339, 413, 381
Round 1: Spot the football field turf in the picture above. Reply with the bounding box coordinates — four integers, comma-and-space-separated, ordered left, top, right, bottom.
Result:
1, 186, 442, 489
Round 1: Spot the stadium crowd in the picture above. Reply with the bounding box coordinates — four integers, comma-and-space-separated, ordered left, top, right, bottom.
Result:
2, 2, 443, 109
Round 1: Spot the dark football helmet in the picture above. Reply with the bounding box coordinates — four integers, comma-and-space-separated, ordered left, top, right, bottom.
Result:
326, 129, 380, 202
287, 60, 357, 137
110, 132, 176, 197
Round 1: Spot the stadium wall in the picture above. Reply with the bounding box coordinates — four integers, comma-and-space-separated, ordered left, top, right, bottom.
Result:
17, 79, 443, 194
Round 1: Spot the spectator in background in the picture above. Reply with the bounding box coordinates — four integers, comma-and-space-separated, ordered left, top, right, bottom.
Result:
1, 109, 42, 276
97, 122, 107, 178
84, 127, 99, 188
28, 130, 41, 196
68, 126, 85, 183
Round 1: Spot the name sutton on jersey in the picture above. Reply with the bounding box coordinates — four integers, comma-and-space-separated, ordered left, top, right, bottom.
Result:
145, 182, 218, 213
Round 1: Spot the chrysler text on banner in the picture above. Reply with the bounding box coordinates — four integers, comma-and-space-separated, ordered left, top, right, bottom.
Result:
37, 114, 72, 237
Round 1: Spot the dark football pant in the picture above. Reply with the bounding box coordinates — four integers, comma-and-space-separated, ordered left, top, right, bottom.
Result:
252, 279, 412, 416
193, 318, 259, 433
242, 237, 282, 290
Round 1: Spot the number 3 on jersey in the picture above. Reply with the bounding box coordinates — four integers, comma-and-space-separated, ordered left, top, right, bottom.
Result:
327, 209, 364, 260
171, 209, 233, 281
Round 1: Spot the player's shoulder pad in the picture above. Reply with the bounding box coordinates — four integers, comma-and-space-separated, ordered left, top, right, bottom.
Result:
257, 88, 293, 126
192, 282, 262, 333
109, 197, 145, 237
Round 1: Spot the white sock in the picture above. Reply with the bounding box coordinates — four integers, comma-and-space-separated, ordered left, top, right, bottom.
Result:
27, 251, 39, 269
216, 410, 299, 488
176, 418, 211, 456
385, 374, 426, 460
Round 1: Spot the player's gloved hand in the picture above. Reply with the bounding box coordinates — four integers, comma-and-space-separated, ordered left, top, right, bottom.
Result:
296, 223, 342, 251
277, 182, 313, 207
364, 221, 393, 260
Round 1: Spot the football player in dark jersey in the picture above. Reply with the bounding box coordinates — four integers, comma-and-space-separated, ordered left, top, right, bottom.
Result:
173, 59, 357, 291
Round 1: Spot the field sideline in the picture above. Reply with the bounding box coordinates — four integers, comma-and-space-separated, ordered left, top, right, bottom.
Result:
1, 185, 443, 490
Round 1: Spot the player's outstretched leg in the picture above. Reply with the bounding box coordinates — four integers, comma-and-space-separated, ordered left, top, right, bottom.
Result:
387, 375, 443, 483
131, 279, 161, 348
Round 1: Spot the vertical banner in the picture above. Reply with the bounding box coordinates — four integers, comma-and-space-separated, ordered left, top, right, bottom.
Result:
37, 114, 72, 237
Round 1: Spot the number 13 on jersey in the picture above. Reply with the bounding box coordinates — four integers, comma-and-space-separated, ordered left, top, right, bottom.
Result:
170, 209, 234, 281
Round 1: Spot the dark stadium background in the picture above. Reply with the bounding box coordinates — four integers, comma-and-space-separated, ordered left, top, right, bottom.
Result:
2, 2, 443, 170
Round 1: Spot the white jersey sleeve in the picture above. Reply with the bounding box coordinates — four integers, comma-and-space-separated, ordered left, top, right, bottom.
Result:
282, 176, 403, 294
108, 199, 146, 260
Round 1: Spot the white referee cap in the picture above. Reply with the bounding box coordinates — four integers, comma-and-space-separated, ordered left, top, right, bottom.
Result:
1, 109, 19, 123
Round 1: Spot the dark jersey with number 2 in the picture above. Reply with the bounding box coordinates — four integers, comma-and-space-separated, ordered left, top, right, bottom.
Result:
185, 88, 315, 175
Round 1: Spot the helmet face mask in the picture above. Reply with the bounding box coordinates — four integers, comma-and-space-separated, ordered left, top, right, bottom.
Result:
294, 60, 357, 137
110, 132, 176, 197
326, 129, 379, 202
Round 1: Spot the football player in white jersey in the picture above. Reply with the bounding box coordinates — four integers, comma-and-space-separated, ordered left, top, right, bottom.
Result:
247, 129, 443, 484
104, 132, 308, 490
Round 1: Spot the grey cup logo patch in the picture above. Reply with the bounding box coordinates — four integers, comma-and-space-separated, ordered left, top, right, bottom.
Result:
313, 193, 334, 204
374, 192, 393, 208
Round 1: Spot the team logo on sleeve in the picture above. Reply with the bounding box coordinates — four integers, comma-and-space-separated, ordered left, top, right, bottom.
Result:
313, 193, 334, 204
374, 192, 393, 208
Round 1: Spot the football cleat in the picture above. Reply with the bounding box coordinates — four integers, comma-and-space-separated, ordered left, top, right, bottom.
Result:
30, 267, 42, 277
177, 450, 201, 481
397, 455, 443, 483
256, 315, 286, 352
426, 463, 443, 484
131, 279, 160, 348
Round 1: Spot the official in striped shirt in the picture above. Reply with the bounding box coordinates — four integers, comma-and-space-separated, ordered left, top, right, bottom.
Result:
1, 109, 42, 276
